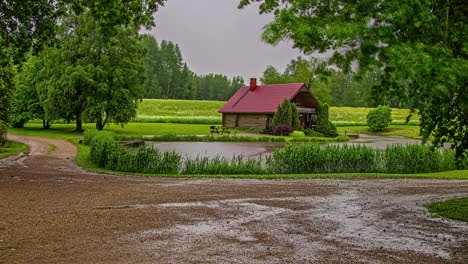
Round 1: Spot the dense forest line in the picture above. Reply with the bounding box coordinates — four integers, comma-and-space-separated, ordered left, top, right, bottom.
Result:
140, 34, 244, 101
141, 36, 397, 108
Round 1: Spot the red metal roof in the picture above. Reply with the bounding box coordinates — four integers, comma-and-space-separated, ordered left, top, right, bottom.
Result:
218, 83, 306, 113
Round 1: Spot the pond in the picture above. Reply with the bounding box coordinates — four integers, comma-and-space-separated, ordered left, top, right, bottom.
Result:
144, 134, 424, 160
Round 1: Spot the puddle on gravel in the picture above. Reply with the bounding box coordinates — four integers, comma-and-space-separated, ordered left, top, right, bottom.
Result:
125, 184, 467, 263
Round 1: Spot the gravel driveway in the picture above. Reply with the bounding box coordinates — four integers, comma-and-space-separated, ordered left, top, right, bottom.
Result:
0, 135, 466, 263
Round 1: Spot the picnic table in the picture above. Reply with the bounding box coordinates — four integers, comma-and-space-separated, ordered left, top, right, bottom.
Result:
210, 126, 232, 136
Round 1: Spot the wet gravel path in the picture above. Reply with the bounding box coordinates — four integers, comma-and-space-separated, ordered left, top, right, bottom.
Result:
0, 135, 467, 263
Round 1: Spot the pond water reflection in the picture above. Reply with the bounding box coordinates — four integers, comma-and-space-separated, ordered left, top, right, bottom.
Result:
144, 134, 425, 160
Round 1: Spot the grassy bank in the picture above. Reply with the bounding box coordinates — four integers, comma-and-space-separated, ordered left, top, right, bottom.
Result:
84, 130, 463, 175
0, 140, 30, 159
338, 125, 422, 139
426, 198, 468, 222
75, 143, 468, 180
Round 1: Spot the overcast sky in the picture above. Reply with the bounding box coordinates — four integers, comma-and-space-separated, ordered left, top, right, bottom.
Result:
144, 0, 303, 83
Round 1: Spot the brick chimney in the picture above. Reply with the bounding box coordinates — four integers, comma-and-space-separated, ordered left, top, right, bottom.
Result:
249, 78, 257, 91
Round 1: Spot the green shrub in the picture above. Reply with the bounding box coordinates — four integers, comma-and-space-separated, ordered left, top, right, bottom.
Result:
289, 131, 305, 137
367, 105, 392, 131
302, 129, 324, 137
271, 98, 300, 129
315, 103, 338, 137
0, 120, 7, 147
272, 125, 294, 136
291, 103, 300, 130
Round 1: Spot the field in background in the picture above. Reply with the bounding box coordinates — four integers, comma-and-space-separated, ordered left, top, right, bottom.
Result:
135, 99, 420, 126
136, 99, 224, 124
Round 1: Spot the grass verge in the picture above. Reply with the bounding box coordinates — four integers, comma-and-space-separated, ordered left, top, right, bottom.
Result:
0, 140, 29, 159
338, 125, 423, 139
426, 198, 468, 222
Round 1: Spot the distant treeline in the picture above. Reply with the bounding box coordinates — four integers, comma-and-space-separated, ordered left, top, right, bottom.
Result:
141, 35, 244, 101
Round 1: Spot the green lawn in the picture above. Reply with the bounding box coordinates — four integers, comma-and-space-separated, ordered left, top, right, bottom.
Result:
0, 140, 29, 159
134, 99, 420, 126
330, 106, 419, 126
9, 120, 214, 137
338, 125, 422, 139
426, 198, 468, 222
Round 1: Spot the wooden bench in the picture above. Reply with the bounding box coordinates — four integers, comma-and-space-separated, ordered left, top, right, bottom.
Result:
210, 125, 220, 135
221, 127, 231, 135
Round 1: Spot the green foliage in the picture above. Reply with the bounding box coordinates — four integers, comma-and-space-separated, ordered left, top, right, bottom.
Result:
1, 0, 166, 138
86, 130, 180, 174
291, 103, 300, 130
240, 0, 467, 163
367, 106, 392, 132
302, 129, 324, 137
182, 155, 265, 175
289, 131, 305, 137
271, 98, 302, 130
260, 57, 331, 104
0, 60, 15, 144
315, 103, 338, 137
269, 143, 457, 174
426, 198, 468, 223
385, 145, 456, 174
0, 120, 8, 147
35, 12, 147, 131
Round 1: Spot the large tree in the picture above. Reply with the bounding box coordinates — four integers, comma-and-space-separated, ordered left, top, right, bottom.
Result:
1, 0, 165, 140
239, 0, 467, 162
38, 12, 146, 131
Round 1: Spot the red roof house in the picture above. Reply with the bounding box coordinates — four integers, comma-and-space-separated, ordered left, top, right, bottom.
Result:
218, 78, 320, 129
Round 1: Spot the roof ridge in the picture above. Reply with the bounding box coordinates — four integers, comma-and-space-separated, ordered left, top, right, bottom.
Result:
231, 89, 250, 109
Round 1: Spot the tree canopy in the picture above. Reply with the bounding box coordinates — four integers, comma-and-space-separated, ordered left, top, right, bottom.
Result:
1, 0, 166, 141
240, 0, 467, 161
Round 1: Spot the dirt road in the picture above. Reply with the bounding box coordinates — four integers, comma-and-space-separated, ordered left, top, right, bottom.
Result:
0, 135, 467, 263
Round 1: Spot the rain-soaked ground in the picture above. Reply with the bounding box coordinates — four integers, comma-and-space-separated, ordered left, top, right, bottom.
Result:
146, 134, 424, 160
0, 135, 467, 263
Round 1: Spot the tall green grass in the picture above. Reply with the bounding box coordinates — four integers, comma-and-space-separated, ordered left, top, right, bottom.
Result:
268, 144, 381, 174
385, 144, 456, 173
269, 143, 456, 174
182, 155, 266, 175
84, 130, 457, 175
85, 129, 180, 174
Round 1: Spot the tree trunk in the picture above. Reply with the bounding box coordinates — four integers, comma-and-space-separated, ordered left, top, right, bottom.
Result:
96, 116, 103, 130
42, 119, 50, 129
76, 114, 83, 132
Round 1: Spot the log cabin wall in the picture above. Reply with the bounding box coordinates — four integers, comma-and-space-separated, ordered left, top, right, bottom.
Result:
222, 113, 270, 129
222, 113, 237, 127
